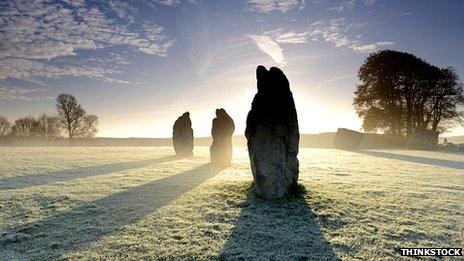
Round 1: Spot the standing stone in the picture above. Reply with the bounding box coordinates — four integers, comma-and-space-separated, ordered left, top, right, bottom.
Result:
245, 65, 299, 200
210, 108, 235, 166
173, 112, 194, 156
333, 128, 364, 150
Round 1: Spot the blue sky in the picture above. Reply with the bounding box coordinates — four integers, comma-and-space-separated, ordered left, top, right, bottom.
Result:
1, 0, 464, 137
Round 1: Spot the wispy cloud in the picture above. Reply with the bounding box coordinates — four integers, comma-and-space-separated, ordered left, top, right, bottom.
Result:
330, 0, 377, 13
390, 10, 413, 16
0, 1, 174, 60
245, 0, 304, 13
263, 19, 394, 53
0, 56, 136, 85
330, 0, 357, 13
266, 29, 310, 44
308, 19, 394, 53
248, 35, 286, 64
0, 0, 174, 84
107, 1, 141, 24
277, 32, 310, 44
0, 85, 52, 101
364, 0, 377, 5
154, 0, 196, 6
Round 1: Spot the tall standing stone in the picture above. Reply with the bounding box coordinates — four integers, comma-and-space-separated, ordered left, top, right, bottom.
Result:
210, 108, 235, 166
173, 112, 194, 156
245, 65, 299, 199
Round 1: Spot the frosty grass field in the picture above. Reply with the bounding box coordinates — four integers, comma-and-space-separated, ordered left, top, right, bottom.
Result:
0, 146, 463, 260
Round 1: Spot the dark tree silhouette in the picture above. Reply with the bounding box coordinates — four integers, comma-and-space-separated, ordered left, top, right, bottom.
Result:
11, 116, 40, 136
55, 94, 98, 138
354, 50, 464, 136
0, 116, 10, 136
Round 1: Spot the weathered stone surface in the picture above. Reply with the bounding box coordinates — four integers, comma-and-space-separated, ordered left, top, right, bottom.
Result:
333, 128, 364, 150
210, 108, 235, 166
173, 112, 194, 156
407, 128, 438, 150
245, 65, 299, 200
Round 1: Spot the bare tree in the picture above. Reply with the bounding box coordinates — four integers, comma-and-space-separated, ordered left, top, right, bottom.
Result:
55, 94, 98, 138
75, 114, 98, 138
11, 116, 40, 136
37, 114, 62, 141
0, 116, 11, 136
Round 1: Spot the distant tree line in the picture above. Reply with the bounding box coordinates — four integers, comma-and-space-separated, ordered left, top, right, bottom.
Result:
354, 50, 464, 137
0, 94, 98, 142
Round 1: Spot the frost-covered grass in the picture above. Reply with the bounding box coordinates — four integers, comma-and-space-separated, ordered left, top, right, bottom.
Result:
0, 147, 463, 260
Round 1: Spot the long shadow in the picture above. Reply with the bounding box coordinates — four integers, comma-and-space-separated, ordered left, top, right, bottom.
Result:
355, 150, 464, 170
219, 189, 339, 260
0, 163, 226, 260
0, 155, 180, 190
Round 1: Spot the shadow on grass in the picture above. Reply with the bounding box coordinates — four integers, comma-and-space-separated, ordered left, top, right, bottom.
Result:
356, 150, 464, 170
219, 185, 339, 260
0, 163, 226, 259
0, 155, 181, 190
